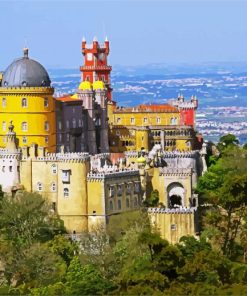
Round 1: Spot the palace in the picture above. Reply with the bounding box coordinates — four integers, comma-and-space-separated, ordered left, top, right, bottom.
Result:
0, 38, 206, 243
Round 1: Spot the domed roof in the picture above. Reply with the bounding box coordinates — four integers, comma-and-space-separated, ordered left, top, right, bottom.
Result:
78, 80, 92, 91
92, 80, 105, 90
137, 156, 146, 164
2, 48, 51, 87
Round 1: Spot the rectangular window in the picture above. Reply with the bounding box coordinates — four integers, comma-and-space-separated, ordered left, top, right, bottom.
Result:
130, 118, 135, 124
134, 182, 140, 193
171, 224, 177, 231
44, 98, 49, 108
2, 121, 6, 132
109, 186, 115, 197
117, 185, 123, 196
2, 98, 6, 108
62, 170, 71, 183
157, 117, 161, 124
21, 122, 28, 131
23, 137, 27, 144
116, 117, 121, 124
143, 118, 148, 124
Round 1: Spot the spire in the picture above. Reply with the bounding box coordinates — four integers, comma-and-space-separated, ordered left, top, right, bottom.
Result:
23, 47, 29, 58
82, 36, 86, 42
105, 36, 108, 42
93, 36, 98, 42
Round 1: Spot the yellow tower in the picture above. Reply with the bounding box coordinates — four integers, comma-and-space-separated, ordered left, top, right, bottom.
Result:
0, 48, 56, 152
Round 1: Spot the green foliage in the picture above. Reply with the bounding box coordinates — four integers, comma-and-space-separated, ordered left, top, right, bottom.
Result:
63, 257, 114, 295
144, 189, 159, 207
0, 192, 65, 249
197, 146, 247, 258
217, 133, 239, 152
8, 243, 66, 291
47, 235, 78, 266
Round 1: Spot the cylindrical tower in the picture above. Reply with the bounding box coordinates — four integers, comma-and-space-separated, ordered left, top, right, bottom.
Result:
0, 48, 56, 152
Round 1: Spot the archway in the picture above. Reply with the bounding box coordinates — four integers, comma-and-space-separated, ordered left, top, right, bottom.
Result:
167, 182, 185, 208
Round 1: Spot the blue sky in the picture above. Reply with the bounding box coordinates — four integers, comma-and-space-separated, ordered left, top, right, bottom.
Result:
0, 0, 247, 69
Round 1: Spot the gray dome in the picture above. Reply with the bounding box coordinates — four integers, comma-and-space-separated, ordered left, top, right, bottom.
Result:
2, 48, 51, 87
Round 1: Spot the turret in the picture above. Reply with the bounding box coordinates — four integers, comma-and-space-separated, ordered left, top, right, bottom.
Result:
0, 122, 21, 192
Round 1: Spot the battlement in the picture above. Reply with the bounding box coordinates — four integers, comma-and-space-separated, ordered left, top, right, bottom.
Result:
147, 207, 197, 214
0, 87, 54, 94
162, 150, 199, 158
124, 151, 139, 158
87, 168, 139, 181
159, 167, 192, 176
21, 152, 90, 162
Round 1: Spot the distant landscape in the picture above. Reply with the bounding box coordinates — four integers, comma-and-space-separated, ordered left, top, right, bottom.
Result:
50, 63, 247, 144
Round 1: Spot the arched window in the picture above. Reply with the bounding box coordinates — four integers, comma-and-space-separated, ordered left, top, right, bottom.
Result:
44, 98, 49, 107
37, 182, 42, 191
21, 122, 28, 131
23, 136, 27, 144
22, 98, 27, 107
2, 121, 6, 131
78, 119, 82, 127
64, 188, 69, 198
66, 120, 69, 129
2, 98, 6, 108
51, 182, 56, 192
58, 121, 62, 130
44, 121, 49, 131
51, 164, 57, 174
72, 118, 76, 128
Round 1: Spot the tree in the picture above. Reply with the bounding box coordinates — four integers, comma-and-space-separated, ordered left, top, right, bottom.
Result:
6, 243, 66, 291
0, 192, 65, 249
64, 257, 114, 295
47, 235, 78, 267
217, 133, 239, 152
143, 190, 159, 207
197, 147, 247, 258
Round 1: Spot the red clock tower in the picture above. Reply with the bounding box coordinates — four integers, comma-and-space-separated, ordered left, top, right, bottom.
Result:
80, 37, 112, 101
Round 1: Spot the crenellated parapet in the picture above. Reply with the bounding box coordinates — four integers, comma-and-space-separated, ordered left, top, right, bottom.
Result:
124, 151, 139, 158
162, 150, 199, 158
21, 152, 90, 163
87, 168, 139, 181
160, 167, 192, 176
148, 207, 196, 214
0, 87, 54, 95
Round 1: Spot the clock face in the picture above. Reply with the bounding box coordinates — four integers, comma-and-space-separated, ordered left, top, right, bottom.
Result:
99, 53, 105, 61
87, 53, 93, 61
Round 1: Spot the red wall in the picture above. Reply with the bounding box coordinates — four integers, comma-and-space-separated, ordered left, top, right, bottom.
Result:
180, 109, 195, 127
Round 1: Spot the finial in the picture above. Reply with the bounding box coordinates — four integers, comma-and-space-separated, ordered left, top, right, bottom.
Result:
23, 47, 29, 58
105, 36, 108, 42
93, 36, 98, 42
82, 36, 86, 42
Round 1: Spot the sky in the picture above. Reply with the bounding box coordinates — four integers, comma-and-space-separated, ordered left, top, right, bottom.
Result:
0, 0, 247, 69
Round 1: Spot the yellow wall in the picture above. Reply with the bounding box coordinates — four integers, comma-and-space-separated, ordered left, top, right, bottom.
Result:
149, 212, 195, 244
150, 168, 192, 207
87, 175, 141, 231
0, 87, 56, 152
109, 111, 180, 126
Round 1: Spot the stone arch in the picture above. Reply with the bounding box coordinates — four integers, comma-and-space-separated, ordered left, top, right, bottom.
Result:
167, 182, 185, 208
